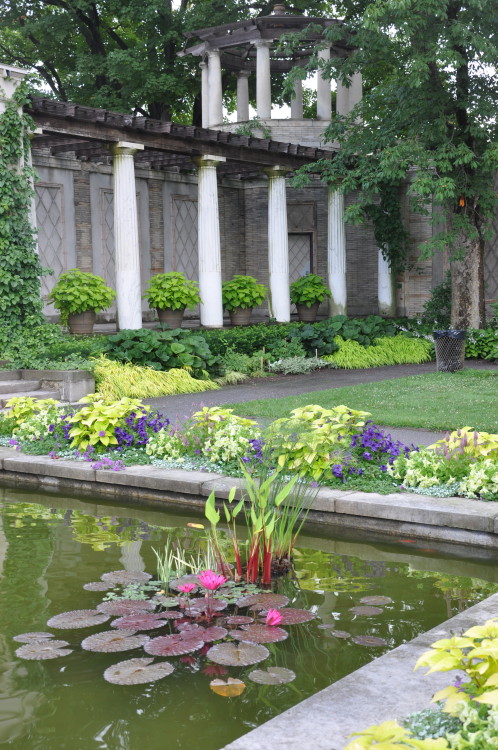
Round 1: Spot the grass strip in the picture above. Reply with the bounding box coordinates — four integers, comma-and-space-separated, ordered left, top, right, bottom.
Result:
226, 370, 498, 432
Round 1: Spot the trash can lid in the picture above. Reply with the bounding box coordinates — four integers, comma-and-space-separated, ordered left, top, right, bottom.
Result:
433, 329, 466, 340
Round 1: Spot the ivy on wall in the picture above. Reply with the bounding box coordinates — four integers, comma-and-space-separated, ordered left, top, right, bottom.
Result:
0, 84, 44, 338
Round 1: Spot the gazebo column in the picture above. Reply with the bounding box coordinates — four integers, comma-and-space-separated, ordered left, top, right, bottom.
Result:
327, 189, 347, 316
265, 166, 290, 323
193, 155, 225, 328
236, 71, 251, 122
378, 250, 396, 317
255, 40, 272, 119
336, 72, 363, 116
316, 47, 331, 120
112, 141, 144, 330
200, 60, 209, 128
207, 48, 223, 127
290, 77, 303, 119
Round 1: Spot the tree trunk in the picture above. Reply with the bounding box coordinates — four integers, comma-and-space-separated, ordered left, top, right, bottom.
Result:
450, 230, 485, 329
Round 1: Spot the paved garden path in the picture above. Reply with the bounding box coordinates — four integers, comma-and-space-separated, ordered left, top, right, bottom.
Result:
145, 360, 497, 448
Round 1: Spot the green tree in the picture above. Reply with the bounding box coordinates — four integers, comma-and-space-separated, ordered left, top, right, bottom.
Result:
293, 0, 498, 328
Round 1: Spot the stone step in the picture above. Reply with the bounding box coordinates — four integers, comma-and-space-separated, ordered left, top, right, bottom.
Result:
0, 390, 60, 408
0, 370, 21, 382
0, 380, 41, 395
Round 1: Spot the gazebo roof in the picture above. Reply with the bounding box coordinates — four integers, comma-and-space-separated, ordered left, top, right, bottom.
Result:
179, 7, 353, 72
28, 97, 336, 178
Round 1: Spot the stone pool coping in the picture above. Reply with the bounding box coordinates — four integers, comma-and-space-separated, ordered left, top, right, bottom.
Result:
221, 592, 498, 750
1, 447, 498, 548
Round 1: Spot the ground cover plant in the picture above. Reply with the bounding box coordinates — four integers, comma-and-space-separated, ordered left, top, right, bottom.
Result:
226, 370, 498, 434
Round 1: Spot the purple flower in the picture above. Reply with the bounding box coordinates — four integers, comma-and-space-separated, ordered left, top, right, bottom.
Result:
99, 430, 106, 437
48, 424, 55, 433
8, 438, 18, 446
362, 451, 373, 460
332, 464, 343, 478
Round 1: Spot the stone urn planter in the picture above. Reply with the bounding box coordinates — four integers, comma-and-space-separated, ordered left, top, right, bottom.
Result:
296, 302, 320, 323
156, 307, 185, 328
67, 310, 97, 335
229, 307, 253, 326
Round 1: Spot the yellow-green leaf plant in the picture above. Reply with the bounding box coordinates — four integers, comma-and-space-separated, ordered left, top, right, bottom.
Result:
344, 720, 449, 749
67, 397, 149, 451
3, 396, 61, 428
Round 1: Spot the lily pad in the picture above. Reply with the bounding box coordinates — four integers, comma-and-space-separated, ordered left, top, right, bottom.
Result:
154, 595, 180, 608
100, 570, 152, 585
13, 632, 54, 643
111, 613, 171, 631
83, 581, 113, 592
260, 608, 314, 625
97, 599, 156, 616
103, 657, 174, 685
232, 624, 288, 643
144, 634, 204, 657
248, 667, 296, 685
47, 609, 110, 629
360, 596, 393, 606
349, 606, 383, 616
16, 640, 72, 660
176, 622, 203, 634
81, 630, 149, 652
330, 630, 352, 639
207, 641, 269, 667
201, 626, 228, 642
225, 616, 254, 626
235, 593, 289, 610
352, 635, 388, 647
210, 678, 246, 697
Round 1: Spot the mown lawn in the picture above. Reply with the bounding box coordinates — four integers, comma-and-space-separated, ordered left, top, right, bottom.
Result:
226, 369, 498, 432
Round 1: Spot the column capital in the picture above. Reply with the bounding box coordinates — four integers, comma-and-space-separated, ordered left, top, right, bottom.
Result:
193, 154, 227, 169
206, 47, 220, 58
112, 141, 145, 156
199, 60, 207, 70
264, 165, 289, 179
254, 39, 271, 49
237, 70, 251, 79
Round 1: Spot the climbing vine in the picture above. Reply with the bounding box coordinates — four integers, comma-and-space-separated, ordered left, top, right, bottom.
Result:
0, 84, 44, 338
363, 181, 410, 275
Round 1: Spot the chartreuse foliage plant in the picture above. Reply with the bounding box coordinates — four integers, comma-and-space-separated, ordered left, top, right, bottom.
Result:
67, 397, 149, 451
344, 720, 449, 749
221, 275, 266, 311
143, 271, 201, 311
325, 335, 433, 369
290, 273, 331, 307
47, 269, 116, 324
92, 356, 218, 399
3, 397, 61, 428
0, 85, 44, 332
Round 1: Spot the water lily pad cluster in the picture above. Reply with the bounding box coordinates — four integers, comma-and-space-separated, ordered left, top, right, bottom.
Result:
319, 594, 393, 647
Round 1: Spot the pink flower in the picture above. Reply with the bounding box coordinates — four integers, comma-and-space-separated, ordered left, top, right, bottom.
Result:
178, 583, 196, 594
265, 609, 283, 627
197, 569, 227, 591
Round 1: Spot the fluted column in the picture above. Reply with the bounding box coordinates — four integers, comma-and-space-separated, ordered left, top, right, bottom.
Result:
207, 48, 223, 127
327, 189, 347, 316
316, 47, 331, 120
349, 72, 363, 111
255, 40, 272, 119
236, 71, 251, 122
336, 72, 363, 116
378, 249, 396, 317
290, 77, 303, 119
193, 155, 225, 327
112, 141, 144, 330
265, 166, 290, 323
200, 60, 209, 128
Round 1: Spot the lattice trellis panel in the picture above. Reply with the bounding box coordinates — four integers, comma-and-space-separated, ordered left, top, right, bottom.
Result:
287, 203, 314, 232
173, 197, 198, 280
35, 184, 65, 300
289, 234, 312, 283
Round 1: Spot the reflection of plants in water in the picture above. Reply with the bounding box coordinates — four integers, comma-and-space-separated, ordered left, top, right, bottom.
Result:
3, 503, 65, 527
293, 548, 372, 594
406, 567, 498, 615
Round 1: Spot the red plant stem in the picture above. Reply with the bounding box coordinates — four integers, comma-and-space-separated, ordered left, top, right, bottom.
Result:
262, 545, 272, 585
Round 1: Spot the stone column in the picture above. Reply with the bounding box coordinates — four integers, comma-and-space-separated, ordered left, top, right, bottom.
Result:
336, 80, 349, 116
349, 72, 363, 110
290, 77, 303, 119
327, 189, 347, 316
112, 141, 144, 330
316, 47, 331, 120
336, 72, 363, 116
200, 60, 209, 128
207, 48, 223, 127
236, 71, 251, 122
193, 155, 226, 327
265, 166, 290, 323
378, 249, 396, 317
255, 40, 272, 120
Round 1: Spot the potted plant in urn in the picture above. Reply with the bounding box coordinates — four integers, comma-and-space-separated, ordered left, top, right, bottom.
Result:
47, 269, 116, 334
290, 273, 331, 322
222, 275, 267, 325
143, 271, 202, 328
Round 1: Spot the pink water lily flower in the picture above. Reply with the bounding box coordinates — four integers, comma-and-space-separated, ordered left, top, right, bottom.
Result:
265, 609, 283, 626
178, 583, 196, 594
197, 569, 227, 591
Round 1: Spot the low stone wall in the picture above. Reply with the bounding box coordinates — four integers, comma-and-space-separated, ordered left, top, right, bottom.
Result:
19, 369, 94, 402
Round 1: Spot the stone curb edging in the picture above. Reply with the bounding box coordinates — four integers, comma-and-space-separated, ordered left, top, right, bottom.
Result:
1, 447, 498, 547
221, 592, 498, 750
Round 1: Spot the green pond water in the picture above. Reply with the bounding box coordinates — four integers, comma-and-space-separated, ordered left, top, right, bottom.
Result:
1, 487, 498, 750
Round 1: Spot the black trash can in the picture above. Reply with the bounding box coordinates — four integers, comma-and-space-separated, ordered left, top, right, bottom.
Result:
433, 329, 466, 372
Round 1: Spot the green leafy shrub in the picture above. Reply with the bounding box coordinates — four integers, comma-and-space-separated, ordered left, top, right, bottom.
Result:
290, 273, 331, 307
222, 275, 266, 311
203, 323, 301, 357
266, 338, 306, 360
92, 356, 219, 399
421, 272, 452, 329
143, 271, 201, 311
2, 323, 105, 370
459, 459, 498, 500
102, 328, 222, 379
47, 269, 116, 324
221, 349, 264, 376
290, 322, 340, 357
465, 328, 498, 361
